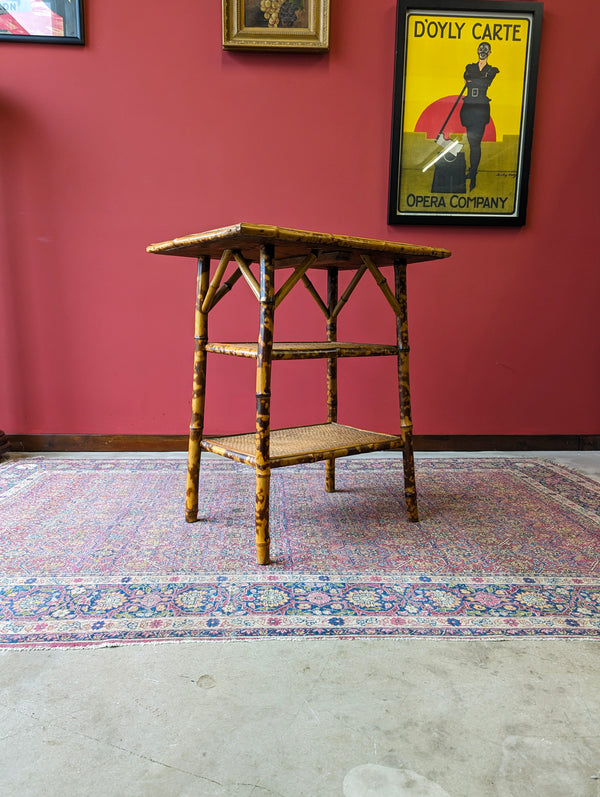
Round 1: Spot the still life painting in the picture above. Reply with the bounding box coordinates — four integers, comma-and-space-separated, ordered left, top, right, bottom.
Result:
223, 0, 330, 50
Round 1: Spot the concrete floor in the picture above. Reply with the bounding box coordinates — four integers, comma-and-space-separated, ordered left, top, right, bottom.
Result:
1, 452, 599, 797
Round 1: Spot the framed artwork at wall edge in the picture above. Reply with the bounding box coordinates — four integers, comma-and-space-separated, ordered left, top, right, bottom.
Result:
388, 0, 543, 226
223, 0, 330, 51
0, 0, 84, 44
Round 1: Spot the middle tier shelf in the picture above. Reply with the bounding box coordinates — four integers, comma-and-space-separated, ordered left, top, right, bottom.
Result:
204, 341, 399, 359
200, 422, 404, 468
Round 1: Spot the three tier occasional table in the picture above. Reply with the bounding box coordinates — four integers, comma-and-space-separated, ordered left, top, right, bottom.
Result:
147, 224, 451, 565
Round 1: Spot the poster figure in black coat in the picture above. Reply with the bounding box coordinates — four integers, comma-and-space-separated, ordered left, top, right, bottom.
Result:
460, 42, 499, 190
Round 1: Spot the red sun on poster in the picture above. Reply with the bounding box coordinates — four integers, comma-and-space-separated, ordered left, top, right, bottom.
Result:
415, 95, 497, 141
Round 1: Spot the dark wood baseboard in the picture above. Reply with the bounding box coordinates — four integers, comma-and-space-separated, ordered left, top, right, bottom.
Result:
6, 433, 600, 453
7, 435, 189, 452
0, 431, 10, 457
414, 435, 600, 451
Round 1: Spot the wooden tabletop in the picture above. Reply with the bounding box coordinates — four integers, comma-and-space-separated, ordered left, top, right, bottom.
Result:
146, 223, 451, 269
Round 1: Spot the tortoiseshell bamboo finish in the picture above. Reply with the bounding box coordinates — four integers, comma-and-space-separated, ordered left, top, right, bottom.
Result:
255, 245, 275, 565
205, 342, 398, 358
147, 223, 450, 267
148, 224, 450, 564
185, 256, 210, 522
395, 261, 418, 522
326, 267, 338, 492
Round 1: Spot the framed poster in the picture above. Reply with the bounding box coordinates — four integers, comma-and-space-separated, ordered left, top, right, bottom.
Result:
388, 0, 543, 225
223, 0, 330, 51
0, 0, 84, 44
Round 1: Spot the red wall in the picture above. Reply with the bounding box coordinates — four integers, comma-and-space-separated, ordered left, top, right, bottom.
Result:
1, 0, 598, 437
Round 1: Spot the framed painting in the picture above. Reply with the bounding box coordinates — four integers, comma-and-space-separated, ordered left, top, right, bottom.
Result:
388, 0, 543, 226
223, 0, 330, 51
0, 0, 84, 44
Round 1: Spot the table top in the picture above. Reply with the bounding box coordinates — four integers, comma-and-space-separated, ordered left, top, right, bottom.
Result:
146, 223, 451, 269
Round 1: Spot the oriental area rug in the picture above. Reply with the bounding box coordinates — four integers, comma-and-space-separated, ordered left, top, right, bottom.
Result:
0, 456, 599, 648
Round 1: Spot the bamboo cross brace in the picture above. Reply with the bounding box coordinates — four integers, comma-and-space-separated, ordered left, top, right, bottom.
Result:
233, 251, 261, 301
201, 249, 232, 314
210, 267, 243, 309
274, 251, 318, 309
361, 255, 402, 316
301, 274, 329, 318
330, 262, 367, 320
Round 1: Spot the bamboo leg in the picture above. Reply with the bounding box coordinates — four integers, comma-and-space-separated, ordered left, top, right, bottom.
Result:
186, 256, 211, 522
255, 244, 275, 564
255, 469, 270, 565
325, 266, 338, 492
394, 260, 419, 522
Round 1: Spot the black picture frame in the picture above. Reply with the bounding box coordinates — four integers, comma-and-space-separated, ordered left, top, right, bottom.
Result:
0, 0, 84, 45
388, 0, 543, 226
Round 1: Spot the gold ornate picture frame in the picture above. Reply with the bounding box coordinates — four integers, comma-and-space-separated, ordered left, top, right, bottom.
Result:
222, 0, 330, 51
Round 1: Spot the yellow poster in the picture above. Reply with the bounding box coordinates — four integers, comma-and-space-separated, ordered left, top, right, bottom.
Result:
389, 3, 542, 225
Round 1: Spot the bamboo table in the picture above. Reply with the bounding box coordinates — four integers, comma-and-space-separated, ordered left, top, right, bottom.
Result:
147, 224, 451, 565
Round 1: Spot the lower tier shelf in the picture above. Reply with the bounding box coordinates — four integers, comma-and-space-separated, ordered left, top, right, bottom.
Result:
200, 422, 404, 468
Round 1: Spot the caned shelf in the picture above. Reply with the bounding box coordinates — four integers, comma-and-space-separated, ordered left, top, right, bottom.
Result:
205, 341, 399, 359
200, 422, 403, 468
